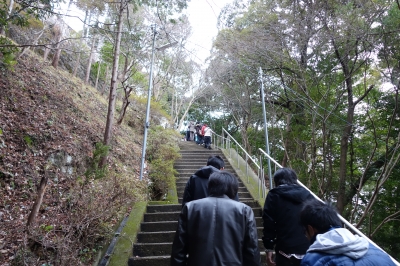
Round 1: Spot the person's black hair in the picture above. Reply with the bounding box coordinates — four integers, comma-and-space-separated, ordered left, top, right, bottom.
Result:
273, 167, 298, 186
207, 155, 225, 169
300, 199, 342, 233
208, 171, 238, 199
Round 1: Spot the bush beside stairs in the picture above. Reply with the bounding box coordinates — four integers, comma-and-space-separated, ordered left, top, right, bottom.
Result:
127, 141, 265, 266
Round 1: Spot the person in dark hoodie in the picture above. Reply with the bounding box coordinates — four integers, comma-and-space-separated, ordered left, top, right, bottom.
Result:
181, 155, 238, 207
262, 168, 314, 266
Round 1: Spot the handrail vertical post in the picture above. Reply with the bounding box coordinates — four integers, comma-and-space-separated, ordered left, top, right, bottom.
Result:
259, 67, 273, 190
246, 154, 249, 183
258, 166, 260, 198
236, 145, 239, 167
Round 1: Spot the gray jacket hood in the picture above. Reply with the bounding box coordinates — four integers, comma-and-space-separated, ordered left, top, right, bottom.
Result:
308, 228, 369, 259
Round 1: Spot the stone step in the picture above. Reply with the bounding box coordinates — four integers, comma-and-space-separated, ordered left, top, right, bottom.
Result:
140, 221, 178, 232
178, 150, 223, 153
128, 256, 170, 266
146, 204, 181, 213
128, 251, 268, 266
137, 231, 176, 243
140, 220, 264, 236
175, 178, 245, 184
127, 146, 266, 265
131, 239, 266, 257
177, 152, 221, 156
133, 242, 171, 257
143, 212, 180, 222
175, 184, 249, 193
174, 165, 235, 170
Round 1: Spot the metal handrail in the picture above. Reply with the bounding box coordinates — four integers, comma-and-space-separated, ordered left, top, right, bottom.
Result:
212, 128, 398, 264
258, 148, 399, 265
212, 129, 268, 199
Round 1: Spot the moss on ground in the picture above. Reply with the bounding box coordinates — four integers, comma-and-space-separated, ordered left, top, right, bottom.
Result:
107, 201, 147, 266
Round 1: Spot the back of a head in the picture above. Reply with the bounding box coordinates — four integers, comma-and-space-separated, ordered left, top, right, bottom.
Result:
273, 167, 298, 186
208, 171, 238, 199
300, 199, 342, 233
207, 155, 225, 170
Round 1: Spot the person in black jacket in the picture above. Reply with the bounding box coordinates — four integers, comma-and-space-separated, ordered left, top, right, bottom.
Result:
171, 171, 260, 266
262, 168, 314, 266
181, 155, 231, 207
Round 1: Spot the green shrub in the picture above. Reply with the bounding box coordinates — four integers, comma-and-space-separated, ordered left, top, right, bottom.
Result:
147, 126, 180, 200
0, 36, 19, 70
84, 142, 109, 181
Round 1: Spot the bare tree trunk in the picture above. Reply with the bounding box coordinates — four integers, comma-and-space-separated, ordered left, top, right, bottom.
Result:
177, 95, 196, 131
281, 114, 291, 167
73, 52, 81, 77
85, 37, 96, 84
18, 28, 45, 58
26, 174, 48, 226
51, 36, 62, 68
95, 60, 101, 89
72, 9, 88, 76
83, 10, 89, 40
102, 65, 109, 95
116, 95, 130, 125
43, 47, 50, 61
0, 0, 14, 35
100, 0, 125, 167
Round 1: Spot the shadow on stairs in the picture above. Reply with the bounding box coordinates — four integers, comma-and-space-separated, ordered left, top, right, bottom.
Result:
128, 141, 264, 266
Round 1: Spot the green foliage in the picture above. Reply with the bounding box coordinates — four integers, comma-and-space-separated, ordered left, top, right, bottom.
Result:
0, 0, 53, 31
90, 61, 107, 82
0, 36, 19, 70
40, 224, 54, 232
23, 135, 33, 147
99, 41, 114, 64
84, 142, 109, 180
146, 126, 180, 200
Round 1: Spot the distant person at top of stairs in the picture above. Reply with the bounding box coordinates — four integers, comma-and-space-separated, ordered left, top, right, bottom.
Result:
202, 124, 213, 149
181, 155, 238, 208
185, 124, 190, 141
299, 199, 396, 266
170, 171, 261, 266
189, 121, 196, 141
262, 168, 314, 266
195, 121, 203, 145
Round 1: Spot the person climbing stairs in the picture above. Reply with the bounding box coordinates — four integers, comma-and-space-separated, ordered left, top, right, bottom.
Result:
127, 141, 264, 266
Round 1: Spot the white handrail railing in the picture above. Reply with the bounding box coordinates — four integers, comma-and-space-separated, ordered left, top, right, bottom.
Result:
257, 149, 399, 265
212, 129, 267, 198
211, 128, 398, 265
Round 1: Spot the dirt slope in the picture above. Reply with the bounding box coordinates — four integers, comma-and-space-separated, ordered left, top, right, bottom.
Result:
0, 52, 147, 265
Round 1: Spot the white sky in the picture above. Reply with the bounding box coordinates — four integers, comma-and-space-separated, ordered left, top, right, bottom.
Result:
184, 0, 232, 64
61, 1, 233, 65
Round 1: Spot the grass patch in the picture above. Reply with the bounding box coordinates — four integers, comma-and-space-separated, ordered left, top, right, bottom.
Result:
107, 201, 147, 266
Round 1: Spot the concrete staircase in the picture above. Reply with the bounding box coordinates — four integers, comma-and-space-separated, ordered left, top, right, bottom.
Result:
128, 141, 264, 266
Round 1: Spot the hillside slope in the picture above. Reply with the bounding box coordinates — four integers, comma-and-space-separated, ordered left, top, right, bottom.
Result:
0, 52, 147, 265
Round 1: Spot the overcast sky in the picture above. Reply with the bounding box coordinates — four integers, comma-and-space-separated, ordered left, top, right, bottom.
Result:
184, 0, 232, 64
61, 1, 233, 66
